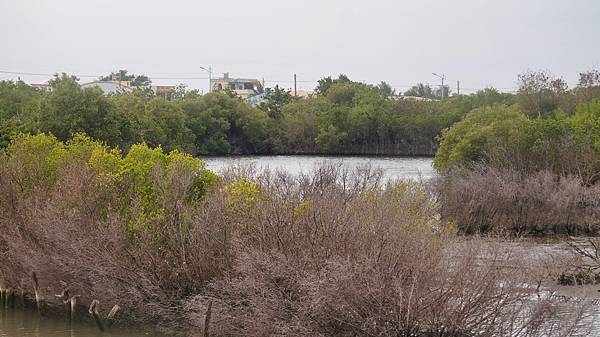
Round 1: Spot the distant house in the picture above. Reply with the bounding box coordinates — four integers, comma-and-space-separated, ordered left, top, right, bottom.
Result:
211, 73, 262, 99
246, 89, 314, 107
151, 85, 176, 94
246, 92, 268, 106
397, 95, 435, 102
30, 83, 50, 91
81, 81, 133, 94
294, 90, 314, 98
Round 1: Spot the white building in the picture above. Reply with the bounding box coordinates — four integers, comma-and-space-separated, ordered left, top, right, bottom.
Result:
81, 81, 133, 94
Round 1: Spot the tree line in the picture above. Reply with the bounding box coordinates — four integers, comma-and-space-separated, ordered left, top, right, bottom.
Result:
0, 72, 514, 156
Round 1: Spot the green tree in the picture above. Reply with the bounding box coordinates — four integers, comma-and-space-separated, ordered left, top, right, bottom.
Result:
434, 105, 528, 170
258, 85, 295, 118
100, 69, 151, 87
316, 74, 352, 95
517, 70, 568, 117
404, 83, 435, 99
0, 80, 43, 146
144, 98, 194, 152
378, 81, 396, 98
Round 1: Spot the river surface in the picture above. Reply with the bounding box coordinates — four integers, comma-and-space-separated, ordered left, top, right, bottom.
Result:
0, 308, 162, 337
204, 155, 435, 181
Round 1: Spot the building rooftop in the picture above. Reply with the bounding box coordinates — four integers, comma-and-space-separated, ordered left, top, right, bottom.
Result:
81, 81, 133, 94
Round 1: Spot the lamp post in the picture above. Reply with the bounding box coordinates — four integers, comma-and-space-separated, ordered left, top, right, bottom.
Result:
200, 66, 213, 93
432, 72, 446, 100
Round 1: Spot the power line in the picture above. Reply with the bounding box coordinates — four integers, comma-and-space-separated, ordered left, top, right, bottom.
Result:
3, 68, 577, 92
0, 70, 212, 80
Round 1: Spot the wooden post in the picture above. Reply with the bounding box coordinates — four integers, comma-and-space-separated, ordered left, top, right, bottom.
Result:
31, 272, 44, 313
89, 299, 105, 331
4, 288, 13, 309
70, 295, 80, 321
20, 288, 26, 310
106, 304, 120, 328
204, 300, 213, 337
55, 286, 70, 314
0, 275, 5, 306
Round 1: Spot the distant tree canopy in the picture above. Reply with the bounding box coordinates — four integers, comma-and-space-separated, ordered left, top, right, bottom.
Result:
404, 83, 435, 99
517, 70, 568, 117
100, 69, 152, 87
377, 81, 396, 98
0, 73, 478, 156
315, 74, 351, 95
404, 83, 451, 100
258, 85, 296, 119
4, 69, 598, 159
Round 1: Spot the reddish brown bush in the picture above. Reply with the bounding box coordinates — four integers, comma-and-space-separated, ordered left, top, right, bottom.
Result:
434, 167, 600, 234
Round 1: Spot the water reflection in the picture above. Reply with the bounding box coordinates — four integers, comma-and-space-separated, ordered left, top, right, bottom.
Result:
204, 155, 435, 181
0, 306, 161, 337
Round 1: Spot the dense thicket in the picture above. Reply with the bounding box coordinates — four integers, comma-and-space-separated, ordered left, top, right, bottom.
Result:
434, 69, 600, 234
0, 73, 513, 156
0, 134, 584, 336
435, 69, 600, 176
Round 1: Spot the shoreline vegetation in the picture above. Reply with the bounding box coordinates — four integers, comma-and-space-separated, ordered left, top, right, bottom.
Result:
1, 68, 600, 335
0, 73, 510, 157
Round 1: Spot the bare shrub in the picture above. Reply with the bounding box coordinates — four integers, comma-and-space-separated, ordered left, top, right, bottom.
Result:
186, 168, 585, 336
434, 167, 600, 234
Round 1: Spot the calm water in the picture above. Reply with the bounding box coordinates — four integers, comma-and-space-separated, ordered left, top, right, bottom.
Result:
0, 308, 162, 337
204, 155, 435, 181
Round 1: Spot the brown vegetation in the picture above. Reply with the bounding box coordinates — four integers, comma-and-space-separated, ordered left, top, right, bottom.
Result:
0, 145, 590, 335
433, 167, 600, 235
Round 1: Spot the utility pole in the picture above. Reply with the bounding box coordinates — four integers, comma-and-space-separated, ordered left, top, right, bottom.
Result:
441, 76, 445, 100
457, 80, 460, 95
200, 66, 212, 93
294, 74, 297, 96
432, 73, 446, 100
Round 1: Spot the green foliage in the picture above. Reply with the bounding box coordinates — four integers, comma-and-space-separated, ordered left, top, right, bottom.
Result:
517, 70, 568, 117
3, 133, 68, 189
315, 74, 351, 95
7, 68, 600, 159
434, 105, 527, 170
404, 83, 435, 99
0, 74, 480, 156
257, 85, 296, 118
435, 101, 600, 182
377, 81, 396, 98
225, 178, 260, 209
3, 133, 215, 231
100, 69, 152, 87
0, 70, 600, 159
0, 80, 43, 147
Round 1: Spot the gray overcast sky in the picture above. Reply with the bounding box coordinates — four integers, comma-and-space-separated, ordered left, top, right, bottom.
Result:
1, 0, 599, 93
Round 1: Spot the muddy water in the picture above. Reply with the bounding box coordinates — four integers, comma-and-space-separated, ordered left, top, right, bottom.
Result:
497, 239, 600, 336
0, 307, 163, 337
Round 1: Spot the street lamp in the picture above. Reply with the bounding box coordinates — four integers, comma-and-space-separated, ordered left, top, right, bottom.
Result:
432, 72, 446, 100
200, 66, 213, 93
